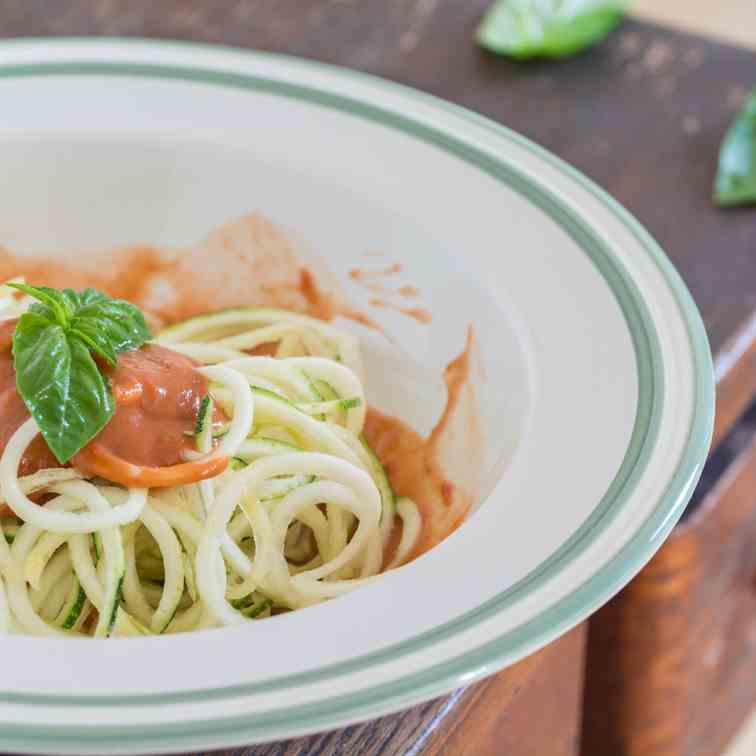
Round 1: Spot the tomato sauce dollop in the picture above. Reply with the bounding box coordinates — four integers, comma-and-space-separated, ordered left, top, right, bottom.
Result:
0, 327, 227, 488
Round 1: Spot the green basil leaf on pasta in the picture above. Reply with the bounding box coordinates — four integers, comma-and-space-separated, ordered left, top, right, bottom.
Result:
12, 317, 115, 463
8, 283, 75, 326
7, 284, 152, 463
72, 297, 151, 355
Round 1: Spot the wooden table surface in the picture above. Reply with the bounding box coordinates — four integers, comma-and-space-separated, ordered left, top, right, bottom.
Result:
3, 2, 756, 754
633, 0, 756, 51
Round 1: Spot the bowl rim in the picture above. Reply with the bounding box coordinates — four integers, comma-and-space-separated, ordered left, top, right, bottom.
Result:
0, 37, 715, 752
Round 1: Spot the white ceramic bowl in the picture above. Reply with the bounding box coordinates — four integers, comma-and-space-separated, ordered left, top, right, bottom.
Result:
0, 38, 714, 754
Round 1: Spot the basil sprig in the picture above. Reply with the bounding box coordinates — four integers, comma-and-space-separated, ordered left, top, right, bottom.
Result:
714, 90, 756, 207
8, 284, 151, 464
477, 0, 625, 60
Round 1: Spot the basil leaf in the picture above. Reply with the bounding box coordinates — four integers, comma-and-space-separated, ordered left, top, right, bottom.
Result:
8, 284, 152, 464
77, 288, 108, 307
714, 90, 756, 207
72, 298, 151, 355
7, 283, 74, 326
477, 0, 625, 60
61, 288, 82, 313
27, 301, 57, 322
69, 321, 119, 367
13, 318, 114, 464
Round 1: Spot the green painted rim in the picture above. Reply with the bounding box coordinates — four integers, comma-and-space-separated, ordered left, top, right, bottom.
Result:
0, 40, 714, 752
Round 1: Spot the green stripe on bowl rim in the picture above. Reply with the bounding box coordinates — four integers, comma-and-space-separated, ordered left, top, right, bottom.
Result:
0, 41, 715, 752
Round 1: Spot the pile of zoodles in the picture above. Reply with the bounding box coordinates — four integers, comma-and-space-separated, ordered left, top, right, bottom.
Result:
0, 305, 421, 636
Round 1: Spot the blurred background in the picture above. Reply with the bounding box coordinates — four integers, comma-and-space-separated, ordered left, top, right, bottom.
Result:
635, 1, 756, 48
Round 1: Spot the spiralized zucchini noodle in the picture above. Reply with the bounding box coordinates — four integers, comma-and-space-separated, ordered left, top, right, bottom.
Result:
0, 293, 421, 636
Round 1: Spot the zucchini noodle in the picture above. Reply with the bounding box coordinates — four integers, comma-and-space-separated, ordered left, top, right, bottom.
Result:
0, 307, 422, 636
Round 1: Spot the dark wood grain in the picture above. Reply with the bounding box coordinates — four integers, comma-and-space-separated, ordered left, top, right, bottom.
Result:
179, 624, 585, 756
714, 312, 756, 448
425, 623, 586, 756
584, 425, 756, 756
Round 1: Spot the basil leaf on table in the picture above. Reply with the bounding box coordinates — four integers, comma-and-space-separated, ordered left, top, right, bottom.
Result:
477, 0, 625, 60
714, 90, 756, 207
7, 283, 152, 464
